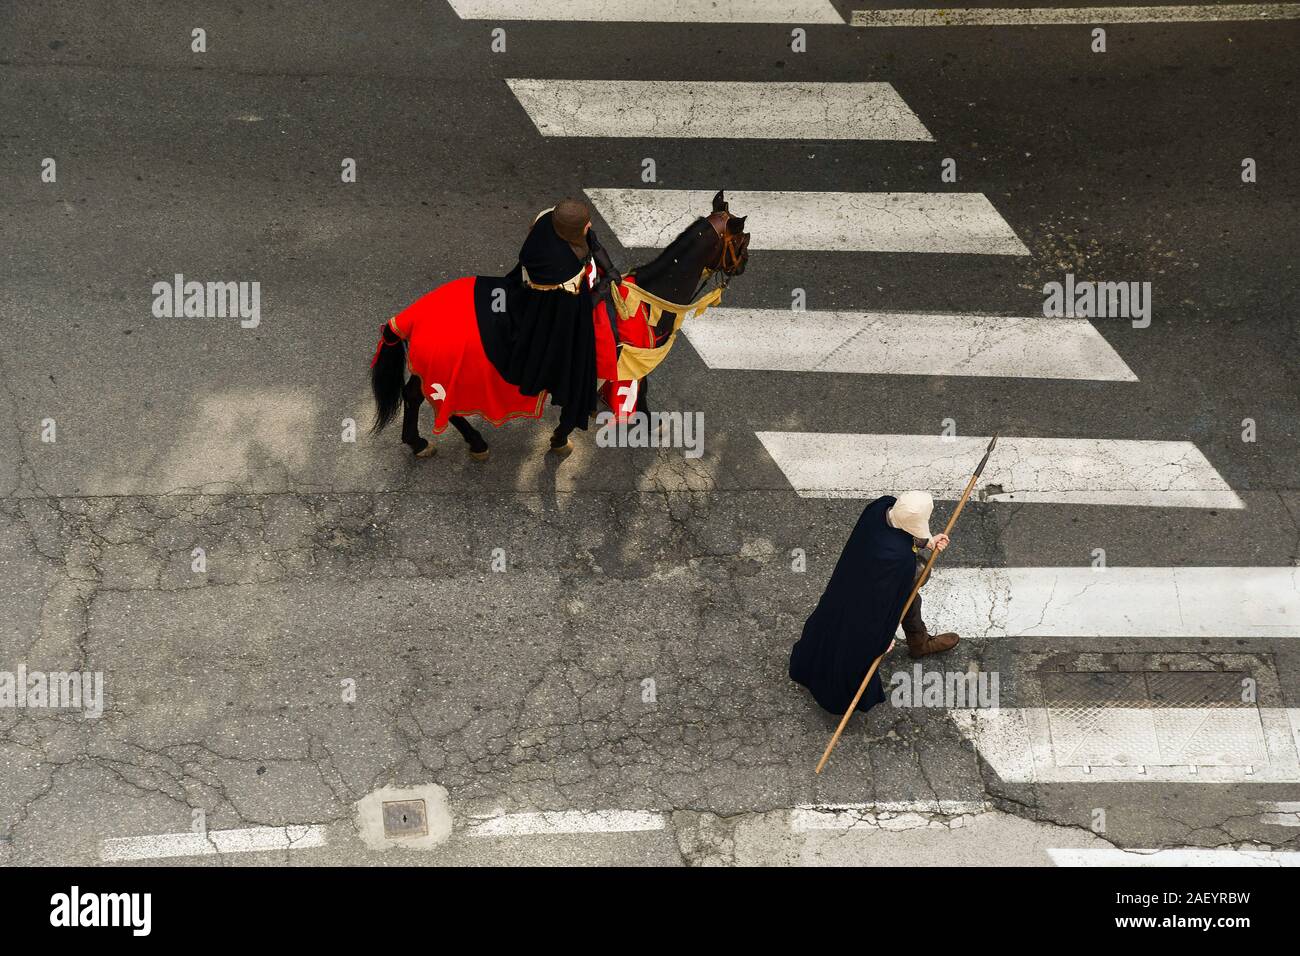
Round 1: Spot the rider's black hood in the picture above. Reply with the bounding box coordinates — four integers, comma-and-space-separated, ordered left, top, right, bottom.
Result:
517, 210, 588, 284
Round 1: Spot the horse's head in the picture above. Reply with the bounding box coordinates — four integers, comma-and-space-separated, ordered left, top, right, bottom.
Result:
605, 191, 751, 389
631, 190, 750, 305
706, 189, 750, 278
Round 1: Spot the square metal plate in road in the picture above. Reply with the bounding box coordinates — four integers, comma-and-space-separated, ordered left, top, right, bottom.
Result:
382, 799, 429, 839
1042, 670, 1266, 768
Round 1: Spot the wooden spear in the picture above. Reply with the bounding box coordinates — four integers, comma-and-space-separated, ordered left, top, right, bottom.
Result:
814, 434, 999, 775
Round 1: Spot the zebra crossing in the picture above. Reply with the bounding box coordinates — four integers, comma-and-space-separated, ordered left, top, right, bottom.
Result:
505, 76, 1238, 518
491, 33, 1298, 798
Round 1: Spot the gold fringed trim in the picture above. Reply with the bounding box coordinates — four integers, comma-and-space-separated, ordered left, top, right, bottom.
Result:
611, 280, 725, 380
429, 391, 548, 434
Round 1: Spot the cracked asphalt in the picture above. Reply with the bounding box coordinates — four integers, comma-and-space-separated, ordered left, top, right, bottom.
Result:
1, 1, 1298, 865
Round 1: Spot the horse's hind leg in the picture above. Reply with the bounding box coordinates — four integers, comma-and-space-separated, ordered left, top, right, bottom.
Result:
548, 402, 585, 458
402, 374, 435, 458
449, 415, 489, 461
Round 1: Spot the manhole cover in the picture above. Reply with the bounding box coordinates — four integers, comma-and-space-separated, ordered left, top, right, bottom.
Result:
382, 799, 429, 838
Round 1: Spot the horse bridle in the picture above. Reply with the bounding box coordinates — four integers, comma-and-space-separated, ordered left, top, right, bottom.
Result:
685, 213, 747, 311
705, 211, 748, 278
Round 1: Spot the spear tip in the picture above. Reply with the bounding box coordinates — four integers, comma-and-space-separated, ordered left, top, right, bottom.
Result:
974, 433, 999, 479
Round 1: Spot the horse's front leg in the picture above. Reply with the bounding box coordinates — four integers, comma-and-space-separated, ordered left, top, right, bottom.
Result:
402, 374, 435, 458
634, 378, 670, 444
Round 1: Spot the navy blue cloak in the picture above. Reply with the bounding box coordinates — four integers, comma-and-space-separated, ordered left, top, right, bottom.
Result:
789, 496, 916, 715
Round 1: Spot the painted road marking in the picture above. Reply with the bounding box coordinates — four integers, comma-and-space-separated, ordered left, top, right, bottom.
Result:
792, 800, 991, 830
756, 432, 1243, 508
1049, 847, 1300, 866
683, 308, 1137, 381
916, 567, 1300, 639
953, 706, 1300, 783
585, 188, 1030, 255
851, 4, 1300, 27
468, 810, 667, 836
1257, 801, 1300, 826
100, 825, 326, 862
507, 80, 932, 141
449, 0, 844, 21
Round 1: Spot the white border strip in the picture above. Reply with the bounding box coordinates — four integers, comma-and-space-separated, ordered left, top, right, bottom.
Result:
851, 4, 1300, 26
792, 800, 991, 830
1257, 801, 1300, 826
469, 810, 667, 836
101, 825, 326, 862
1049, 847, 1300, 866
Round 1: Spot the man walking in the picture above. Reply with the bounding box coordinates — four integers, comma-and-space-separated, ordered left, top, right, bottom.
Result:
789, 491, 960, 717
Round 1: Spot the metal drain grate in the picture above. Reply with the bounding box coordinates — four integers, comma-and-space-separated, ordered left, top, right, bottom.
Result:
1042, 671, 1267, 768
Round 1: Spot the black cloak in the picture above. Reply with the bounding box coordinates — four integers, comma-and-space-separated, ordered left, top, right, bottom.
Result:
789, 496, 916, 715
475, 210, 599, 428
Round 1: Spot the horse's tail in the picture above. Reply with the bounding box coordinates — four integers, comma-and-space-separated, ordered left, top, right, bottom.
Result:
369, 323, 405, 434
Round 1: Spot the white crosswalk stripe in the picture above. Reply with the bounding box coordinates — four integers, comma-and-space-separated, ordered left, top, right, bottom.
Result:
755, 432, 1243, 508
448, 0, 844, 22
954, 706, 1300, 783
682, 308, 1138, 381
586, 188, 1030, 254
910, 567, 1300, 639
851, 4, 1300, 27
507, 80, 934, 140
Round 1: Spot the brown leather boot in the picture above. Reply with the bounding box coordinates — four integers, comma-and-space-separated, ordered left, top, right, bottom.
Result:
906, 631, 960, 659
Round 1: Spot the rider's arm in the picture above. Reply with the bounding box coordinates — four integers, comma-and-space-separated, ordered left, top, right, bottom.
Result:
586, 228, 622, 285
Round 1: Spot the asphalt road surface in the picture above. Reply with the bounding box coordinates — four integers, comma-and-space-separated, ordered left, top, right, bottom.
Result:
2, 0, 1299, 866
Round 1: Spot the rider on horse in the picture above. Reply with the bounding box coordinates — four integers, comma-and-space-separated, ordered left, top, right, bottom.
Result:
483, 198, 622, 451
370, 192, 747, 462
